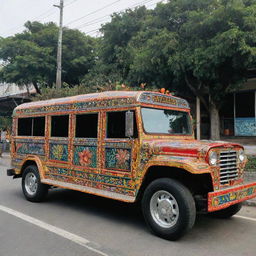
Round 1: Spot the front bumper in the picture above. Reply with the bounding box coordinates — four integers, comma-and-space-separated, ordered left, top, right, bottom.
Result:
208, 182, 256, 212
7, 168, 16, 176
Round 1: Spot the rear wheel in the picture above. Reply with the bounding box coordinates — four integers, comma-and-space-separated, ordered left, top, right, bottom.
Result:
209, 203, 242, 218
22, 165, 48, 202
142, 178, 196, 240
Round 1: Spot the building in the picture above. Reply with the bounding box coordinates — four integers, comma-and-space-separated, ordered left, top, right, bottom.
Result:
0, 83, 35, 116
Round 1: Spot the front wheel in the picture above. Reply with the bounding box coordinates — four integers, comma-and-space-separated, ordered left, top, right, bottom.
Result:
142, 178, 196, 240
22, 165, 48, 202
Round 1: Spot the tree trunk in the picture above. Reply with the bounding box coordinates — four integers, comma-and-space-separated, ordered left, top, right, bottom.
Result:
209, 99, 220, 140
32, 82, 41, 95
25, 84, 31, 97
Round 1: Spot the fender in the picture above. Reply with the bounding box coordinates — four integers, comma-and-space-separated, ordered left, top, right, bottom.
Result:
136, 154, 212, 191
19, 155, 47, 180
146, 155, 211, 174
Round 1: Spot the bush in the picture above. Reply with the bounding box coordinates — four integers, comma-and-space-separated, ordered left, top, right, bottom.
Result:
245, 156, 256, 172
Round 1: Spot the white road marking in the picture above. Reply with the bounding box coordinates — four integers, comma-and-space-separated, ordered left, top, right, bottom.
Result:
0, 204, 109, 256
235, 215, 256, 222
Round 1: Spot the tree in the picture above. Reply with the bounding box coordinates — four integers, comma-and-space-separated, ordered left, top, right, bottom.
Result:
164, 0, 256, 139
127, 28, 177, 89
0, 21, 96, 93
99, 7, 149, 80
128, 0, 256, 139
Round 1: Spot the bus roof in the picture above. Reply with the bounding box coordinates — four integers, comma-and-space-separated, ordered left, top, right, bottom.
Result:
13, 91, 190, 116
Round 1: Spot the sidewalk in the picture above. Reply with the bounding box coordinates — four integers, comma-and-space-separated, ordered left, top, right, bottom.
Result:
244, 145, 256, 156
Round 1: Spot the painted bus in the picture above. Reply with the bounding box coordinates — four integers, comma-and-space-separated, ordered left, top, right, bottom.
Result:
7, 91, 256, 240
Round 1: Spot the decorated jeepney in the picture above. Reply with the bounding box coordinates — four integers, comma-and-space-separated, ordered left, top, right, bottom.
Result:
7, 91, 256, 240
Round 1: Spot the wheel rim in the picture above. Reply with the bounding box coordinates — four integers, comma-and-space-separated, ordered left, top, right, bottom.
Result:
24, 172, 38, 196
150, 190, 179, 228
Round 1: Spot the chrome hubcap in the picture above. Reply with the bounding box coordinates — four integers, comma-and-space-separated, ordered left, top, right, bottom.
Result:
150, 190, 179, 228
25, 172, 38, 196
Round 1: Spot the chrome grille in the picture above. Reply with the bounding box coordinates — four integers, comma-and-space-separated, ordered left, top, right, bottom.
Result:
219, 151, 238, 185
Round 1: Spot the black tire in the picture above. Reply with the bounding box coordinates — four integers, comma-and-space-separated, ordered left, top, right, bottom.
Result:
22, 165, 48, 202
142, 178, 196, 241
209, 203, 242, 218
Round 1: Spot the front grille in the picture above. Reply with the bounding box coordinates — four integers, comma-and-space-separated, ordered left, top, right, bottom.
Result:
219, 151, 238, 185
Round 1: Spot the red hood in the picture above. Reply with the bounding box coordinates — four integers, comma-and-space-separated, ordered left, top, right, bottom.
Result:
144, 139, 243, 157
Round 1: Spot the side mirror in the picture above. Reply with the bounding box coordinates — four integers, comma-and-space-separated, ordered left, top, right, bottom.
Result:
125, 111, 134, 138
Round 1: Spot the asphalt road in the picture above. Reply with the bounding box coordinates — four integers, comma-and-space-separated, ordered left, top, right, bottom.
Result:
1, 153, 256, 256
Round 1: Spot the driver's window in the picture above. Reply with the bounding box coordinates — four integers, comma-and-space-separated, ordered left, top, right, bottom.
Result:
106, 111, 137, 139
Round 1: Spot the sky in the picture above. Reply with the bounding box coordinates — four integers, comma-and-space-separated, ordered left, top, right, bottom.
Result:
0, 0, 167, 38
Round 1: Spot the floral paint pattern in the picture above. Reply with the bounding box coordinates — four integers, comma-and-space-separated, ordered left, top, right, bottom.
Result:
106, 148, 131, 171
74, 146, 97, 168
50, 144, 68, 162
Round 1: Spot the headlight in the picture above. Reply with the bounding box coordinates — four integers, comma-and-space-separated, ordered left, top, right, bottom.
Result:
209, 151, 218, 166
238, 149, 245, 162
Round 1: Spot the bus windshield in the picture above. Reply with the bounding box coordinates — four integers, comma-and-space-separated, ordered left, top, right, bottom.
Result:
141, 107, 192, 135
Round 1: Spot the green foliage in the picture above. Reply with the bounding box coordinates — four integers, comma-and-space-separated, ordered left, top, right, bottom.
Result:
127, 28, 177, 88
1, 0, 256, 115
94, 0, 256, 106
99, 7, 148, 79
0, 21, 96, 91
245, 156, 256, 172
0, 116, 12, 129
33, 84, 92, 101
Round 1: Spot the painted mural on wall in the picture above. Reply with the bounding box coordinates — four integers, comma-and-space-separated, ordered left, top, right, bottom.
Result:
73, 146, 97, 168
235, 118, 256, 136
105, 148, 131, 171
49, 144, 68, 162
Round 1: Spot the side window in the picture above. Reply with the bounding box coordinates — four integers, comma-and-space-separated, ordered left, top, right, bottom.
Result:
51, 115, 69, 137
33, 117, 45, 136
76, 113, 98, 138
18, 118, 32, 136
18, 117, 45, 136
107, 111, 137, 139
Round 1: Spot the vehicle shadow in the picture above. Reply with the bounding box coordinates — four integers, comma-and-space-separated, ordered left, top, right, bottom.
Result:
47, 188, 147, 230
45, 188, 246, 243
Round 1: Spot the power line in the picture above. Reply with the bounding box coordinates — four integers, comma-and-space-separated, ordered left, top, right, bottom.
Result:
82, 0, 166, 37
1, 2, 60, 36
1, 0, 79, 36
39, 10, 58, 21
77, 0, 160, 31
75, 15, 110, 30
85, 28, 101, 35
65, 0, 80, 7
65, 0, 121, 26
2, 7, 56, 35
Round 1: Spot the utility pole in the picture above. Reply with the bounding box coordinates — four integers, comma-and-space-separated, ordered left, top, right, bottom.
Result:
196, 96, 201, 140
54, 0, 64, 89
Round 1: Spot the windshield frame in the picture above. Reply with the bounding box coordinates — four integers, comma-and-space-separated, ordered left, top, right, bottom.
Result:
140, 107, 193, 137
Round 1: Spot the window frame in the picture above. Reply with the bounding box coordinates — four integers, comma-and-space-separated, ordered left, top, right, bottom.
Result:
105, 109, 138, 140
17, 116, 46, 137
